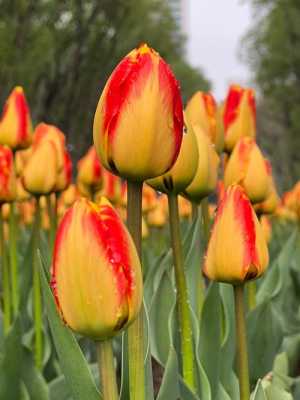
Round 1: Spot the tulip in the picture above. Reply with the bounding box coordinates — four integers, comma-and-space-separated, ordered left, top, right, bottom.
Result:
142, 185, 157, 214
16, 178, 31, 202
51, 197, 143, 340
224, 137, 269, 204
22, 140, 58, 195
0, 145, 16, 203
223, 84, 256, 152
77, 146, 102, 198
178, 196, 192, 219
34, 123, 66, 170
185, 91, 222, 149
147, 198, 167, 227
204, 185, 269, 284
260, 215, 272, 244
182, 125, 220, 203
147, 122, 198, 194
93, 43, 183, 182
0, 86, 33, 150
60, 184, 79, 207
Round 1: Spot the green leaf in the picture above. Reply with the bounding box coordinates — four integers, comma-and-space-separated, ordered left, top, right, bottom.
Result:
49, 375, 72, 400
198, 283, 222, 400
21, 347, 49, 400
0, 318, 22, 400
156, 347, 180, 400
251, 380, 267, 400
39, 253, 101, 400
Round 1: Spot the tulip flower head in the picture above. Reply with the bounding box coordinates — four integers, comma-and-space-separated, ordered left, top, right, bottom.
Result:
185, 91, 218, 144
77, 146, 102, 198
224, 137, 269, 204
54, 151, 73, 192
0, 145, 16, 203
93, 43, 183, 181
0, 86, 33, 150
204, 185, 269, 284
223, 84, 256, 152
182, 125, 219, 203
51, 197, 143, 340
146, 122, 198, 194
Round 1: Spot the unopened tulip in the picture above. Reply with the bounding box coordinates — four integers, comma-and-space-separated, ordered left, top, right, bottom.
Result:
0, 145, 16, 202
16, 178, 30, 201
224, 137, 269, 204
147, 122, 198, 194
22, 140, 58, 195
204, 185, 269, 283
142, 186, 157, 213
93, 43, 183, 181
51, 197, 143, 340
147, 197, 167, 227
34, 123, 66, 170
223, 85, 256, 152
77, 146, 102, 197
178, 195, 192, 218
60, 184, 78, 207
185, 91, 220, 146
182, 125, 219, 203
0, 86, 33, 150
54, 151, 73, 192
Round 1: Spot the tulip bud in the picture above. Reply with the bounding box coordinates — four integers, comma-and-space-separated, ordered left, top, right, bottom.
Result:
182, 125, 220, 203
178, 195, 192, 219
77, 146, 102, 197
51, 197, 143, 340
224, 137, 269, 204
60, 184, 79, 207
0, 145, 16, 203
34, 123, 66, 170
204, 185, 269, 284
16, 178, 31, 201
142, 185, 157, 213
185, 91, 219, 144
93, 43, 183, 181
146, 122, 198, 194
223, 84, 256, 152
0, 86, 33, 150
22, 140, 58, 195
147, 196, 168, 227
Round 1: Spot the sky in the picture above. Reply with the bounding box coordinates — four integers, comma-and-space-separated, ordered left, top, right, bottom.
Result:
186, 0, 253, 100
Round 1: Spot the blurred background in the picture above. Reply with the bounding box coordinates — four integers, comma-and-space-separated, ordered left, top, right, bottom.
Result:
0, 0, 299, 191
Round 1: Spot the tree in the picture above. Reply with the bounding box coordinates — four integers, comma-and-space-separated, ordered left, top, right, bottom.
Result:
0, 0, 210, 162
241, 0, 300, 190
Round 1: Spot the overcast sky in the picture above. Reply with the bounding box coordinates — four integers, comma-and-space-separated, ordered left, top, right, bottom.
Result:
186, 0, 253, 100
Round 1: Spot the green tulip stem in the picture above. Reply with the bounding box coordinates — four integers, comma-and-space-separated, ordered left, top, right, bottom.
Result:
97, 340, 119, 400
33, 197, 43, 369
247, 281, 256, 311
234, 284, 250, 400
0, 206, 11, 334
47, 194, 57, 252
126, 180, 145, 400
168, 193, 196, 392
9, 201, 18, 315
201, 197, 210, 244
191, 203, 198, 222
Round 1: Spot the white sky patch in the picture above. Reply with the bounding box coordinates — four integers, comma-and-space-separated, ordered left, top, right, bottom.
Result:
187, 0, 252, 101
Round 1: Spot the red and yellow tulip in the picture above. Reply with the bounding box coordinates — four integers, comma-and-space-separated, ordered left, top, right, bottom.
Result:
93, 43, 183, 181
0, 86, 33, 150
51, 197, 143, 340
204, 185, 269, 284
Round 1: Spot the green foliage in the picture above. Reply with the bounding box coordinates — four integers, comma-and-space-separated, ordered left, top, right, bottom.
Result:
0, 0, 209, 162
242, 0, 300, 189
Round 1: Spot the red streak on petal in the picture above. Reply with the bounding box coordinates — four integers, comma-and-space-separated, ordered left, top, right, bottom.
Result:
202, 93, 216, 118
64, 151, 73, 185
15, 91, 29, 142
265, 159, 272, 176
223, 85, 244, 133
247, 89, 256, 125
0, 146, 13, 197
158, 58, 183, 164
102, 49, 154, 142
233, 187, 259, 270
91, 147, 102, 180
237, 137, 253, 167
88, 204, 133, 302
